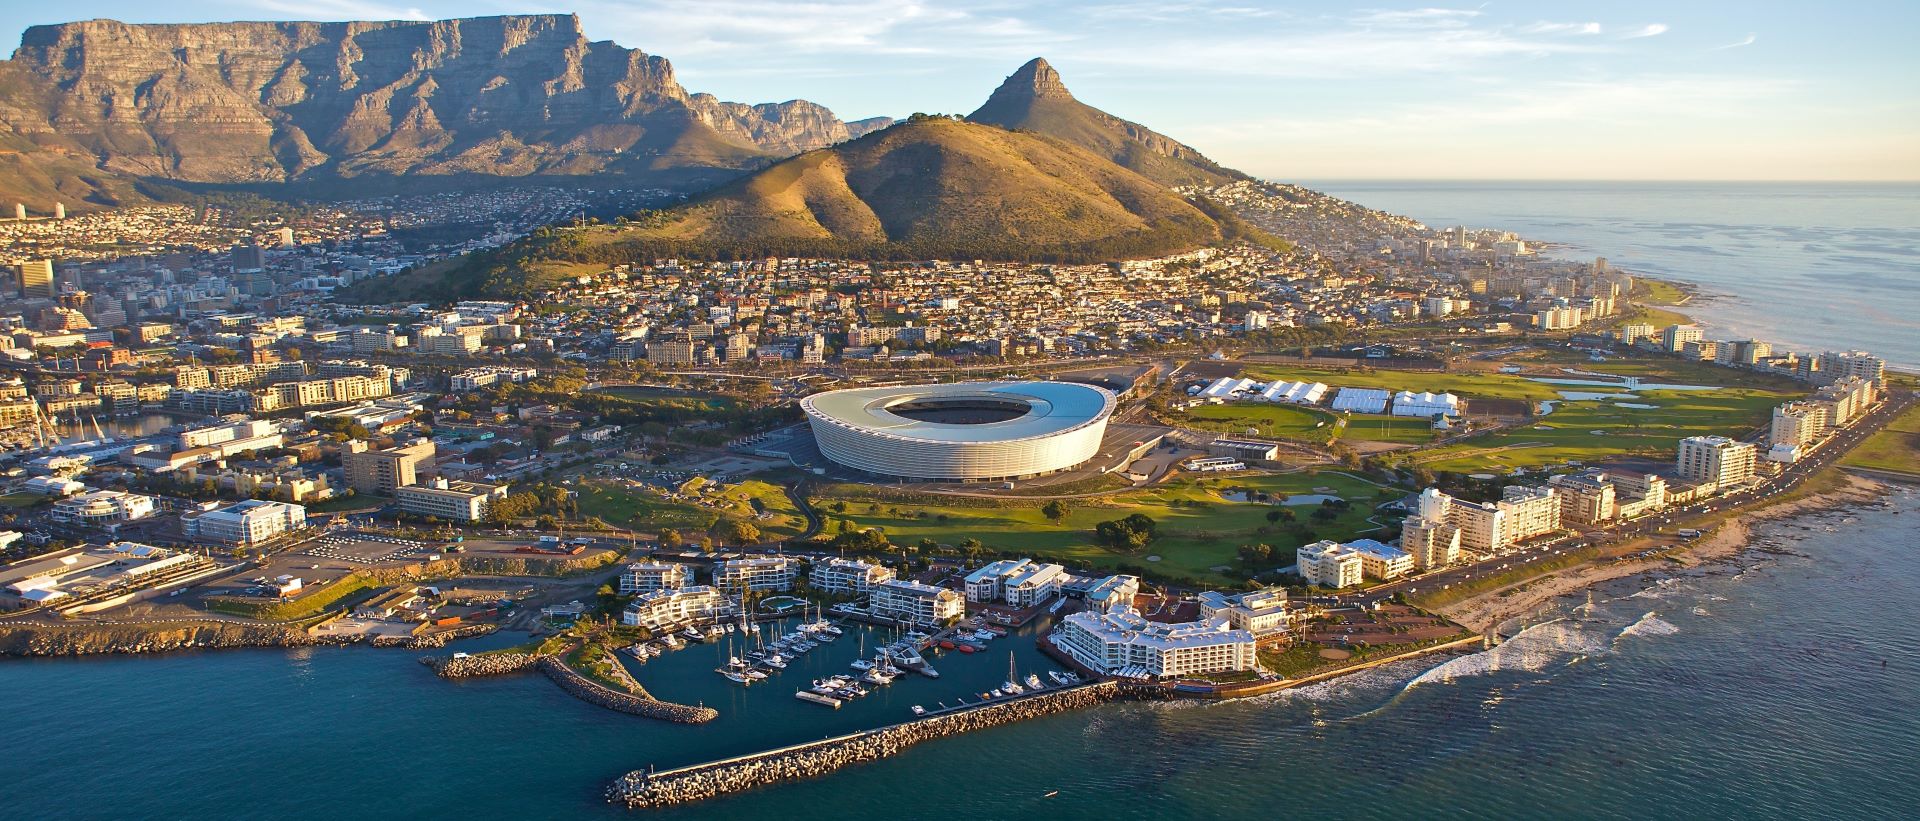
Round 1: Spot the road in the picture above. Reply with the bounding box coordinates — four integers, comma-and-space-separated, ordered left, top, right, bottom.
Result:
1346, 390, 1915, 610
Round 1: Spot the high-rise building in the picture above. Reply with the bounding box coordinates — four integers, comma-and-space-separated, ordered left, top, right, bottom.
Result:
1770, 402, 1831, 449
17, 260, 54, 299
1661, 324, 1703, 353
1676, 435, 1757, 490
342, 439, 436, 496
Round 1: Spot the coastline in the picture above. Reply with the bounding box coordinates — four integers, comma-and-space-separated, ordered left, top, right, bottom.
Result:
1436, 472, 1891, 633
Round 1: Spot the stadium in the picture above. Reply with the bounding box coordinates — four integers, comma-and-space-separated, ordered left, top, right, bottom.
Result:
800, 381, 1117, 481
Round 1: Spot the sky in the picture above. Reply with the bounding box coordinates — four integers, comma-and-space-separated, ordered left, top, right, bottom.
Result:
5, 1, 1917, 181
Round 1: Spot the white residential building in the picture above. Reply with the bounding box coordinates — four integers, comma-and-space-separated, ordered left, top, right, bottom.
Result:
809, 557, 896, 596
620, 585, 735, 630
870, 579, 964, 627
1297, 540, 1364, 588
713, 556, 805, 593
619, 563, 694, 596
1676, 435, 1757, 490
963, 558, 1067, 607
1196, 588, 1295, 636
1052, 607, 1257, 679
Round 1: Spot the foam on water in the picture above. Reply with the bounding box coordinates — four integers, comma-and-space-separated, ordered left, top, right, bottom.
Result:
1404, 619, 1608, 690
1617, 612, 1681, 640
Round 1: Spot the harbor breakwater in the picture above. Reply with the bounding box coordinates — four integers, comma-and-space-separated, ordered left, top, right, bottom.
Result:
607, 682, 1130, 809
423, 651, 540, 678
537, 656, 718, 724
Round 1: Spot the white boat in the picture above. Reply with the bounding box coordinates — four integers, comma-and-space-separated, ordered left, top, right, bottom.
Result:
1049, 671, 1071, 685
850, 658, 876, 671
912, 705, 926, 716
972, 629, 995, 641
991, 688, 1004, 698
1026, 674, 1044, 690
745, 669, 768, 681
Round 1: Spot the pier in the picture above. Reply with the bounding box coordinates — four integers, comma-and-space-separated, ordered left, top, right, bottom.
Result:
607, 682, 1129, 809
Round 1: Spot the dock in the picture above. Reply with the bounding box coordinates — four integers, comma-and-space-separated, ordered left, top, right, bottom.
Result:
793, 690, 842, 708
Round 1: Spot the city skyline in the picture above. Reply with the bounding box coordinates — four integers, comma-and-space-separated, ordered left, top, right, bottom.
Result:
2, 1, 1914, 181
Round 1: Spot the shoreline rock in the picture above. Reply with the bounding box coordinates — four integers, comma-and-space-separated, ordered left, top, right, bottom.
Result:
607, 682, 1136, 809
538, 656, 717, 724
425, 651, 540, 678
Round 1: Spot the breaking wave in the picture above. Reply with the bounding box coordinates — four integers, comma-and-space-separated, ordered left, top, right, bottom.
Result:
1617, 612, 1681, 640
1404, 620, 1608, 690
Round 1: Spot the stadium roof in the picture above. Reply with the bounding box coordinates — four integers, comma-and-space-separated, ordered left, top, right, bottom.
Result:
801, 381, 1114, 444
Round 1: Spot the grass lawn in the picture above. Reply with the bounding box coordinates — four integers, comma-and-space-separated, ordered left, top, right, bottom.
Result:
1180, 403, 1436, 445
814, 471, 1402, 585
589, 385, 736, 411
1842, 402, 1920, 478
1413, 386, 1796, 474
0, 492, 45, 509
1243, 364, 1560, 401
1635, 278, 1690, 305
575, 477, 806, 539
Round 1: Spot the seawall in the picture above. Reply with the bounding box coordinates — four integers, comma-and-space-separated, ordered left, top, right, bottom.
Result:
607, 682, 1127, 809
537, 655, 718, 724
423, 651, 540, 678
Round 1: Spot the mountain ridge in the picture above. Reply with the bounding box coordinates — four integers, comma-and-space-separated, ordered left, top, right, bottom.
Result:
0, 14, 892, 209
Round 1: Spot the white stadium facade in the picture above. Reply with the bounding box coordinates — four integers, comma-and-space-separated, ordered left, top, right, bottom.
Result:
801, 381, 1116, 481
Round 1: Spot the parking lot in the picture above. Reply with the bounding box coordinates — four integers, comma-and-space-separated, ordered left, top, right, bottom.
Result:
298, 533, 437, 567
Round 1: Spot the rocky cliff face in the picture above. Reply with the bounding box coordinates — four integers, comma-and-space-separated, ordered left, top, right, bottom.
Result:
968, 57, 1243, 188
0, 14, 892, 205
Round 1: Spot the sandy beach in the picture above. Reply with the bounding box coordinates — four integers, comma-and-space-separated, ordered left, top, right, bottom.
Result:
1438, 473, 1892, 632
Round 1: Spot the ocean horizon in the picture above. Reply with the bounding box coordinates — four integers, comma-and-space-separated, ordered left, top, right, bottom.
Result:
1296, 179, 1920, 370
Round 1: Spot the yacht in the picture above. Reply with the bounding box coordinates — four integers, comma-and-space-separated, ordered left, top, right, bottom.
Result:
1026, 674, 1044, 690
850, 657, 876, 672
911, 705, 926, 716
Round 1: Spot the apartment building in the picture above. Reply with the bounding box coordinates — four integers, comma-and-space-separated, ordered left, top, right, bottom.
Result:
869, 579, 965, 627
808, 557, 896, 596
712, 556, 805, 593
618, 563, 695, 596
1676, 436, 1757, 491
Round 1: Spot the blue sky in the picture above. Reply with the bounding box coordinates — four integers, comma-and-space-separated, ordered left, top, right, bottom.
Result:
6, 1, 1916, 180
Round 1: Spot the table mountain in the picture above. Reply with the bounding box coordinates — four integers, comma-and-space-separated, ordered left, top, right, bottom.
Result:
967, 57, 1244, 188
0, 14, 891, 208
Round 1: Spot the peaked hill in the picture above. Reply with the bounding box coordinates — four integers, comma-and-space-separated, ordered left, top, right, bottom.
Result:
378, 116, 1257, 300
967, 58, 1244, 188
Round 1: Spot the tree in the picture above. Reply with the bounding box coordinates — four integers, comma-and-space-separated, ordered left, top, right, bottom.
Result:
1266, 509, 1284, 524
1041, 500, 1069, 522
660, 528, 684, 549
713, 519, 761, 547
1094, 514, 1157, 553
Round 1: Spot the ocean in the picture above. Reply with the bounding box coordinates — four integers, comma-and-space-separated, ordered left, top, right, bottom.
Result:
1302, 181, 1920, 370
5, 489, 1915, 820
4, 182, 1918, 819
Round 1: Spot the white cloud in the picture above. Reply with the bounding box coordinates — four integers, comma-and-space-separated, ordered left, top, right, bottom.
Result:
1716, 33, 1759, 50
248, 0, 431, 20
1620, 23, 1670, 39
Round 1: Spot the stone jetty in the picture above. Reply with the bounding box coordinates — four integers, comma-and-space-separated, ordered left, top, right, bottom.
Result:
607, 682, 1126, 809
424, 651, 540, 678
538, 656, 718, 724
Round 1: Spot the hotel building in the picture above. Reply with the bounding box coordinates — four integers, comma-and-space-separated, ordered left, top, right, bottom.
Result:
1052, 607, 1257, 679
